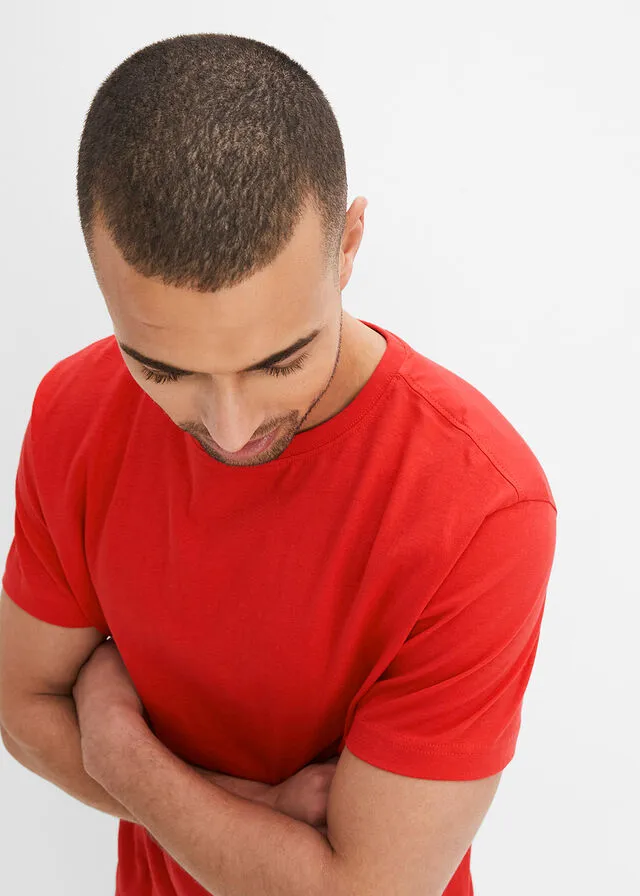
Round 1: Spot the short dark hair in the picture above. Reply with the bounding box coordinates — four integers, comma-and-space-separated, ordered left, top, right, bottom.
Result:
76, 33, 348, 293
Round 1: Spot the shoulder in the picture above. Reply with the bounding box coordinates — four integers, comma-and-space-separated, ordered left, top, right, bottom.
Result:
32, 335, 124, 416
395, 343, 556, 509
27, 335, 139, 489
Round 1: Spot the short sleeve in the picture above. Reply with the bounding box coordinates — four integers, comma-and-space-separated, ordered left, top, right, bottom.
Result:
2, 411, 105, 631
344, 499, 557, 780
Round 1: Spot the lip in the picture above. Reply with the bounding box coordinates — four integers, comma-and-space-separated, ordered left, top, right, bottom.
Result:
213, 425, 280, 460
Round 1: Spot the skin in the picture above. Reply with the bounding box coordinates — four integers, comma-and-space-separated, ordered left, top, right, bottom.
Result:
90, 194, 388, 466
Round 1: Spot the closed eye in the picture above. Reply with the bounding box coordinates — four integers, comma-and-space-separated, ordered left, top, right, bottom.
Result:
140, 351, 310, 385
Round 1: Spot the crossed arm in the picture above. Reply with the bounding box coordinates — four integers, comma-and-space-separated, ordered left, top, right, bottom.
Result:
74, 640, 502, 896
83, 706, 336, 896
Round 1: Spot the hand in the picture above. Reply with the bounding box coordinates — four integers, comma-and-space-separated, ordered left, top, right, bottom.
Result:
72, 639, 145, 755
268, 757, 339, 833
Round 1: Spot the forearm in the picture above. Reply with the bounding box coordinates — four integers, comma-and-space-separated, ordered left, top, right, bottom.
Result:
1, 694, 138, 822
84, 711, 337, 896
1, 697, 273, 824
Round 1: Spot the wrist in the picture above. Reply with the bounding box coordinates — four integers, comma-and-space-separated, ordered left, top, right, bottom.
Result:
192, 766, 274, 806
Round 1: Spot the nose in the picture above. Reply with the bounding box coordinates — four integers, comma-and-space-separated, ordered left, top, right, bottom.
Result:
203, 419, 268, 454
210, 428, 272, 454
199, 379, 276, 454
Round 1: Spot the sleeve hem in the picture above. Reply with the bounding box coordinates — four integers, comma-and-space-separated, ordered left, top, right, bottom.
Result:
1, 569, 109, 635
344, 719, 518, 780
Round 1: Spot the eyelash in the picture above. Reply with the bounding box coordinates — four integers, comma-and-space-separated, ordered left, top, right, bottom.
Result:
140, 351, 310, 385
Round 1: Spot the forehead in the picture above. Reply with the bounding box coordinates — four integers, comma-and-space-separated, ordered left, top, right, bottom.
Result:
91, 204, 330, 373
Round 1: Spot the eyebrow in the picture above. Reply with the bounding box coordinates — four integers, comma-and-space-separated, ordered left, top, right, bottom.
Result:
118, 328, 323, 376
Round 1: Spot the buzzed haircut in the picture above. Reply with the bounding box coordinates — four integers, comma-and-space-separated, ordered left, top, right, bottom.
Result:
76, 33, 348, 293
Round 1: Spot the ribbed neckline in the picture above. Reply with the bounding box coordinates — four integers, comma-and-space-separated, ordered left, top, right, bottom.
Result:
184, 318, 409, 468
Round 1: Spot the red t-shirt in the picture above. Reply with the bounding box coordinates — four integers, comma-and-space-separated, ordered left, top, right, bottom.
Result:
2, 318, 557, 896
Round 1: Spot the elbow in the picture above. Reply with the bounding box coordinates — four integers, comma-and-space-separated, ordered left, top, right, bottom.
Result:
1, 723, 25, 762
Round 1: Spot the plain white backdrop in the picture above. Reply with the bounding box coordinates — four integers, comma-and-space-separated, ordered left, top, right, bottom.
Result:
1, 2, 638, 894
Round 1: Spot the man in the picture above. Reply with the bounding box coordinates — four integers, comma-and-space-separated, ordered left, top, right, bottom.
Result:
0, 33, 557, 896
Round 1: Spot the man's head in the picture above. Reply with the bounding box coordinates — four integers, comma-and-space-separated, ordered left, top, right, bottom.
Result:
77, 35, 367, 466
90, 194, 367, 465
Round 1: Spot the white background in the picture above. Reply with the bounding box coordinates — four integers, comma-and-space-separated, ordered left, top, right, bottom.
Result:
1, 2, 638, 894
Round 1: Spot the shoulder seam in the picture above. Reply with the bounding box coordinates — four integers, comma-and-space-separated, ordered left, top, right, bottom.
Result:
485, 497, 558, 519
398, 370, 546, 505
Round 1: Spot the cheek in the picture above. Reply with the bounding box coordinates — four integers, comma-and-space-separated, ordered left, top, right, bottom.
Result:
151, 387, 193, 421
130, 373, 191, 422
267, 367, 327, 403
